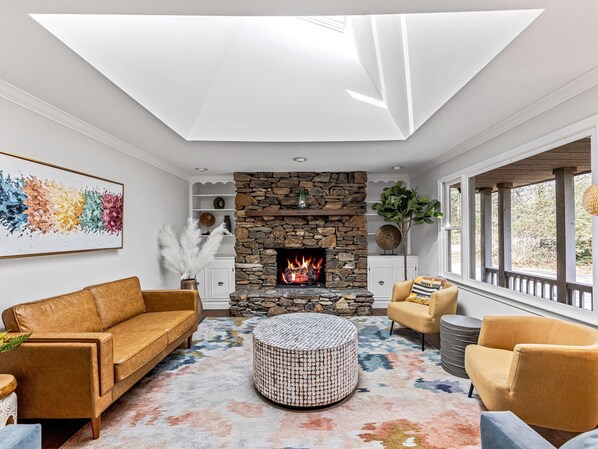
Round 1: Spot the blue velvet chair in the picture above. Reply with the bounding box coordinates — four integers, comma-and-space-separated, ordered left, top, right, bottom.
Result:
481, 412, 598, 449
0, 424, 42, 449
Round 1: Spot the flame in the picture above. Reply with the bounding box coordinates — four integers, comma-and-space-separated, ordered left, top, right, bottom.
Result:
281, 254, 324, 285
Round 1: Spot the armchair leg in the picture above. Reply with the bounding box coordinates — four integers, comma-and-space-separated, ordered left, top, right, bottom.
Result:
187, 335, 193, 348
421, 333, 425, 351
91, 415, 101, 439
389, 321, 395, 336
468, 383, 474, 398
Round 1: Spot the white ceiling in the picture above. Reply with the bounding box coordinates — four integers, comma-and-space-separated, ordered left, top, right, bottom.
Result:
0, 1, 597, 178
31, 11, 540, 142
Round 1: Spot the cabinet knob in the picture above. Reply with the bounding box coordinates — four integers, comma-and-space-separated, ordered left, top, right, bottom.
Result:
218, 282, 224, 287
378, 281, 384, 286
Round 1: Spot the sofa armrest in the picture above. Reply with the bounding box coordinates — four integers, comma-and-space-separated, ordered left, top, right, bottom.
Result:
142, 290, 200, 314
480, 412, 555, 449
0, 333, 114, 418
506, 343, 598, 432
391, 280, 414, 302
429, 285, 458, 321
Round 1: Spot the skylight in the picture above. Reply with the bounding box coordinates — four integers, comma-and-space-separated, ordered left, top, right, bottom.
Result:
298, 16, 346, 32
30, 11, 542, 142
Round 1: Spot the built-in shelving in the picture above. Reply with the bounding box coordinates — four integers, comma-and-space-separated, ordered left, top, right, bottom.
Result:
191, 180, 236, 256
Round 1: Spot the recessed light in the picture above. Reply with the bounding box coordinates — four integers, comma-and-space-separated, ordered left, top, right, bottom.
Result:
194, 167, 208, 172
391, 166, 403, 171
293, 157, 308, 162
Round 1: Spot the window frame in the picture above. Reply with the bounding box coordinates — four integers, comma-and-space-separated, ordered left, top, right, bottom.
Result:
437, 116, 598, 326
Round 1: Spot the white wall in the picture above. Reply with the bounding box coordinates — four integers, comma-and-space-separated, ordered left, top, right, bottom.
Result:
0, 97, 189, 322
411, 85, 598, 321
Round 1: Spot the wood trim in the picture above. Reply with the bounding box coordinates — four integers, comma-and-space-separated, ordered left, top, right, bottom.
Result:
244, 209, 361, 217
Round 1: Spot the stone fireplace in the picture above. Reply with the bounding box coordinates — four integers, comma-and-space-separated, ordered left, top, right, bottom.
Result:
229, 171, 373, 316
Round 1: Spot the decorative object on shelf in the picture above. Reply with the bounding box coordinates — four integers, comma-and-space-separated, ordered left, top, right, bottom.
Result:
0, 332, 30, 353
375, 224, 402, 255
158, 217, 226, 290
582, 184, 598, 215
297, 188, 307, 209
199, 212, 216, 234
372, 180, 442, 278
0, 151, 124, 259
223, 215, 232, 233
213, 197, 226, 210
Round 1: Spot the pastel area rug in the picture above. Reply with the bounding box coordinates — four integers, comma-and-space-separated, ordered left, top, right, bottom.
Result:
62, 317, 484, 449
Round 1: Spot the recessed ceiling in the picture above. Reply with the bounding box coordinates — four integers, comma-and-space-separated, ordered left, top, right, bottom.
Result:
31, 11, 541, 142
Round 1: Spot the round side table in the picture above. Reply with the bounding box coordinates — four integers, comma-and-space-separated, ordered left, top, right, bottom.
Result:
0, 374, 17, 428
440, 315, 482, 379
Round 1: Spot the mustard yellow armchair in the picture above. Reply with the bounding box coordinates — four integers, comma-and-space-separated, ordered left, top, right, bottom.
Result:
387, 279, 458, 350
465, 315, 598, 432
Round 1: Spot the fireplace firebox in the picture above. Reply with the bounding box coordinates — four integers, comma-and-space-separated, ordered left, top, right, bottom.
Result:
277, 248, 326, 288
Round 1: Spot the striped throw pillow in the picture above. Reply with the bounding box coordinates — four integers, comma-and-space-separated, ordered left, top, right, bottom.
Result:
405, 276, 446, 305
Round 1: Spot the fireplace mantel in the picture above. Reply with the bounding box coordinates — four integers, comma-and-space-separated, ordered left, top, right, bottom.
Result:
244, 208, 361, 217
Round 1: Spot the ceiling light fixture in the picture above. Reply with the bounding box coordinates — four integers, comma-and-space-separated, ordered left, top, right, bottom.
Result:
194, 167, 208, 172
293, 157, 308, 162
391, 166, 403, 171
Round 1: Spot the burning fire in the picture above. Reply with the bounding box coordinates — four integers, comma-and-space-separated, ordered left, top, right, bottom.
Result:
281, 254, 324, 285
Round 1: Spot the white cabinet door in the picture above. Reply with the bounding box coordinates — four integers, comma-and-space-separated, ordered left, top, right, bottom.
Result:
368, 258, 393, 300
368, 255, 418, 303
210, 267, 232, 299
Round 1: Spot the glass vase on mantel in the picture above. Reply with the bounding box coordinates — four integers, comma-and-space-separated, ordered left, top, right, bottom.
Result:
298, 188, 307, 209
180, 279, 198, 290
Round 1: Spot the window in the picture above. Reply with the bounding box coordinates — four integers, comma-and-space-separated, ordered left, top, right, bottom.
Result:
442, 134, 595, 315
442, 181, 462, 275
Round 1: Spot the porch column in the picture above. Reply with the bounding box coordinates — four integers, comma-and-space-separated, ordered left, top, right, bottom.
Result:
553, 167, 577, 304
479, 188, 493, 283
497, 183, 513, 288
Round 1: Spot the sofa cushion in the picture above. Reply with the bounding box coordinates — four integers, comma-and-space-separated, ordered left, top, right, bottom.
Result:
465, 345, 513, 389
388, 301, 437, 334
108, 325, 167, 382
86, 277, 146, 330
108, 311, 196, 345
11, 290, 102, 333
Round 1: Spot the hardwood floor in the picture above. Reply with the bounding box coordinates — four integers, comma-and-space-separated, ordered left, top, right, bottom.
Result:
32, 309, 576, 448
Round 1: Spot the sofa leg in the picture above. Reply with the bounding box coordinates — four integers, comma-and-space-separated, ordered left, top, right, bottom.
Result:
389, 321, 395, 336
187, 335, 193, 348
91, 416, 101, 439
421, 333, 425, 351
468, 383, 474, 398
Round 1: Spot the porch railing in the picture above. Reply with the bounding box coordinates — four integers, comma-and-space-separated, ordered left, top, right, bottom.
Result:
483, 267, 592, 310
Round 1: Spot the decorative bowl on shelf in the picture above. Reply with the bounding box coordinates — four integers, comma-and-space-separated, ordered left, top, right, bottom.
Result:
199, 212, 216, 228
375, 224, 402, 254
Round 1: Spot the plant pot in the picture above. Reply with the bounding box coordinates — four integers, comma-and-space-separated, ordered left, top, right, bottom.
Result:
180, 279, 198, 290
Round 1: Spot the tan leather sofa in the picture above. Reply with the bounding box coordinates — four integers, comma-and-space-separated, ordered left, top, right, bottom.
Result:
387, 279, 458, 350
0, 277, 200, 439
465, 315, 598, 432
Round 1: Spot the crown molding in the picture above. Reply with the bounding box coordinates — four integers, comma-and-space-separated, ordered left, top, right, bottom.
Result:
411, 64, 598, 180
0, 78, 191, 181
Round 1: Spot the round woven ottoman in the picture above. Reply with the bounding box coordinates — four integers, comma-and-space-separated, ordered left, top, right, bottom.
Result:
253, 313, 358, 408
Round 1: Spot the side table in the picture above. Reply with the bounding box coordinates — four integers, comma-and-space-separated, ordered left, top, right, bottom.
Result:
0, 375, 17, 428
440, 315, 482, 378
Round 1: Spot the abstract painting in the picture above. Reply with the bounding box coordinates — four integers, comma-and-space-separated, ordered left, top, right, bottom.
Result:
0, 151, 124, 258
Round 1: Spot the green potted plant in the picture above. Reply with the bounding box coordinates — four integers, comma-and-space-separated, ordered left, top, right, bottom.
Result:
372, 181, 443, 279
0, 332, 30, 353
